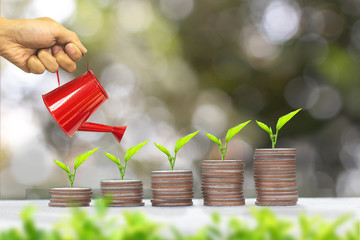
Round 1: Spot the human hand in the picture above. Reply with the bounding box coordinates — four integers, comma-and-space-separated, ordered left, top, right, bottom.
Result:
0, 17, 87, 74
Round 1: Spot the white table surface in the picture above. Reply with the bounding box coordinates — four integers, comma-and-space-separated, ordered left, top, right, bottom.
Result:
0, 198, 359, 233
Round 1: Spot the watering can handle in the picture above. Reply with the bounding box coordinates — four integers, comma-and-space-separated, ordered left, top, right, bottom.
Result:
55, 54, 90, 87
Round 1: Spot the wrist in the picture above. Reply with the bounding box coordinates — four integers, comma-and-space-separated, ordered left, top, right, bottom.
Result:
0, 17, 15, 57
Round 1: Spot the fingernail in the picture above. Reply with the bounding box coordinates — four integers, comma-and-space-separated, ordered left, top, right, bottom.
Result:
65, 44, 75, 54
79, 43, 87, 54
52, 45, 61, 54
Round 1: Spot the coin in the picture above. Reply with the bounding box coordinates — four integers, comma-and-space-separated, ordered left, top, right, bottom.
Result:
101, 180, 142, 186
254, 148, 296, 153
203, 194, 244, 200
110, 202, 145, 207
254, 160, 296, 164
48, 202, 90, 207
101, 189, 143, 193
100, 180, 144, 207
152, 181, 193, 185
202, 180, 244, 185
202, 190, 243, 195
253, 148, 298, 206
103, 193, 143, 199
151, 198, 192, 203
254, 155, 295, 160
49, 188, 92, 208
255, 201, 297, 206
204, 199, 245, 206
50, 188, 92, 193
201, 160, 245, 206
49, 198, 92, 204
152, 194, 193, 199
151, 202, 193, 207
254, 174, 296, 178
50, 194, 92, 199
152, 170, 192, 177
151, 170, 193, 207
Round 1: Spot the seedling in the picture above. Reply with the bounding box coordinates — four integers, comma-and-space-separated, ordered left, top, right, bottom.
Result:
205, 120, 251, 160
154, 131, 199, 170
104, 140, 149, 180
256, 108, 302, 149
53, 148, 98, 188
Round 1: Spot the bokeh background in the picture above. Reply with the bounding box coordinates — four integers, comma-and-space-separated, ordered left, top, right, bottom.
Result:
1, 0, 360, 199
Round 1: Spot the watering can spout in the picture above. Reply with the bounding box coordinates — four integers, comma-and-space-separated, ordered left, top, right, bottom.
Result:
112, 125, 127, 143
78, 122, 127, 143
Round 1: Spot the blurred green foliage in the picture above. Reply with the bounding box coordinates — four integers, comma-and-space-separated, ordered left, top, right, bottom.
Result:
0, 199, 358, 240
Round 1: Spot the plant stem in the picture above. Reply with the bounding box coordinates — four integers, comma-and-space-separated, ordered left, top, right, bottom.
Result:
170, 154, 176, 170
220, 146, 224, 161
221, 143, 228, 161
272, 132, 278, 149
122, 163, 127, 180
69, 170, 76, 188
119, 165, 125, 180
168, 156, 173, 170
170, 158, 174, 170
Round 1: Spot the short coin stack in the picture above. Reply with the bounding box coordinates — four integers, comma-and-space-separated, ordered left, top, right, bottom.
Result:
253, 148, 298, 206
101, 180, 144, 207
151, 170, 193, 207
49, 188, 92, 207
201, 160, 245, 206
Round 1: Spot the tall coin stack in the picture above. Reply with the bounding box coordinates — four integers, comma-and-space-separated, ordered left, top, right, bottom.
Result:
49, 188, 92, 207
201, 160, 245, 206
253, 148, 298, 206
101, 180, 144, 207
151, 170, 193, 207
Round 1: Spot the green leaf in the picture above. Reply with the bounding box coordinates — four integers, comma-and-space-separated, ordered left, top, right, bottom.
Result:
175, 131, 199, 154
205, 132, 222, 147
256, 120, 273, 136
74, 148, 98, 170
154, 142, 172, 158
225, 120, 251, 144
124, 140, 149, 163
104, 152, 121, 166
53, 159, 70, 173
276, 108, 302, 132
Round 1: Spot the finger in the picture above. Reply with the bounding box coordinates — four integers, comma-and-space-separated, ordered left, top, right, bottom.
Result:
55, 27, 87, 54
52, 45, 76, 73
37, 48, 59, 73
27, 55, 45, 74
64, 43, 82, 62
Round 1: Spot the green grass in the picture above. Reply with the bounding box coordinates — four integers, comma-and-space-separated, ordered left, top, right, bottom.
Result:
0, 199, 358, 240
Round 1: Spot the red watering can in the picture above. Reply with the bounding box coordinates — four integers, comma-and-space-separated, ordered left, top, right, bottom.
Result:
42, 64, 126, 143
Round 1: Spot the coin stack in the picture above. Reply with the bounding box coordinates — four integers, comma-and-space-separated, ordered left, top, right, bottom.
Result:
201, 160, 245, 206
49, 188, 92, 207
101, 180, 144, 207
151, 170, 193, 207
253, 148, 298, 206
